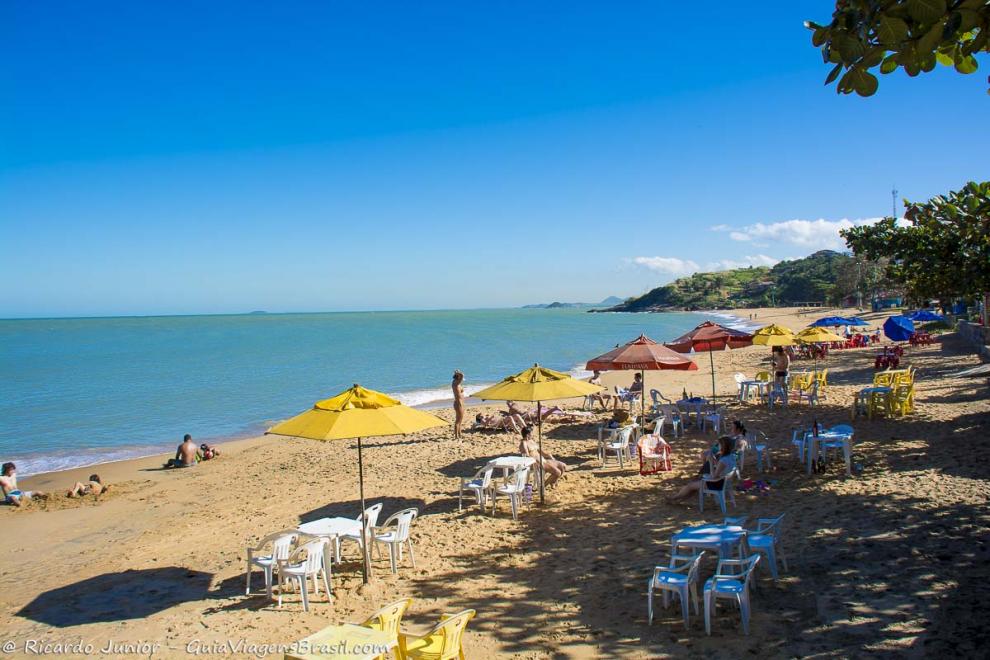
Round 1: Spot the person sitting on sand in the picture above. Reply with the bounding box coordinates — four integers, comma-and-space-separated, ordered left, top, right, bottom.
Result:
668, 436, 737, 503
67, 474, 111, 498
0, 462, 47, 507
587, 371, 613, 411
518, 426, 566, 488
164, 434, 198, 468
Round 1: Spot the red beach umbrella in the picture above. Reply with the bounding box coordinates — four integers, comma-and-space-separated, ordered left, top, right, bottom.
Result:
665, 321, 753, 399
586, 334, 697, 421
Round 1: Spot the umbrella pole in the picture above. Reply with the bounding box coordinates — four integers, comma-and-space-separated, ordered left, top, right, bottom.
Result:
357, 436, 370, 585
537, 402, 545, 505
640, 368, 646, 425
709, 349, 716, 400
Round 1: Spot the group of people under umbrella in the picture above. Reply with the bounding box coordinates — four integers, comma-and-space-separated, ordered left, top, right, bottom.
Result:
263, 311, 931, 584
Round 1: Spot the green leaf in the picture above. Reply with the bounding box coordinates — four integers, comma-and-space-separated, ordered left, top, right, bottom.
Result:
862, 47, 886, 68
918, 20, 946, 54
843, 67, 880, 96
824, 63, 844, 85
935, 51, 954, 65
812, 26, 829, 47
942, 11, 963, 39
880, 55, 899, 74
954, 53, 979, 73
878, 15, 910, 44
907, 0, 947, 25
836, 32, 866, 61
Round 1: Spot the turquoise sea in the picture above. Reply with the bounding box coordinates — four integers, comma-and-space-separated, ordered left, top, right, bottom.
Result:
0, 308, 752, 475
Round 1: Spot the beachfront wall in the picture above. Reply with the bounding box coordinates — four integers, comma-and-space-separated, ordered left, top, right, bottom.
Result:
957, 320, 990, 361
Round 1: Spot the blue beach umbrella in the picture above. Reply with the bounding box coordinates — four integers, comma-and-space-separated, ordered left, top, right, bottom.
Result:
843, 316, 870, 326
908, 310, 944, 322
810, 316, 854, 327
883, 316, 915, 342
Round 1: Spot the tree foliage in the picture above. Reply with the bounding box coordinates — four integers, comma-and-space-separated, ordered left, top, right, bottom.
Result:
840, 181, 990, 302
806, 0, 990, 96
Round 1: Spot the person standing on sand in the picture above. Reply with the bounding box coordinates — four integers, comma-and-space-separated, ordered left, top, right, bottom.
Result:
452, 370, 466, 439
772, 346, 790, 392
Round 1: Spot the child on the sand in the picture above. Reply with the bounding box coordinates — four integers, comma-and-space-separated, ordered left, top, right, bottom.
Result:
67, 474, 111, 498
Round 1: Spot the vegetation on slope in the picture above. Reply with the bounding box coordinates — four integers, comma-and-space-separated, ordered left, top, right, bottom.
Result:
606, 250, 870, 312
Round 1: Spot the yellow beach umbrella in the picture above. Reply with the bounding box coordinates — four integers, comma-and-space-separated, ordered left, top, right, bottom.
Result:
473, 364, 602, 504
752, 324, 796, 346
795, 327, 845, 344
268, 384, 446, 583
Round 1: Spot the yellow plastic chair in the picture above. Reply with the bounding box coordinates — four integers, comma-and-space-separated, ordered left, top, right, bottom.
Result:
890, 385, 915, 416
815, 369, 828, 395
360, 598, 412, 659
873, 372, 895, 387
754, 371, 771, 383
398, 609, 475, 660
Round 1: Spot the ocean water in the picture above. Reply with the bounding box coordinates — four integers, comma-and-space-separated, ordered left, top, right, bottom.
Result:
0, 308, 751, 475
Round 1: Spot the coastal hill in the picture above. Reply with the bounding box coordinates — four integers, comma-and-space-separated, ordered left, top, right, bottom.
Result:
601, 250, 852, 312
523, 295, 624, 309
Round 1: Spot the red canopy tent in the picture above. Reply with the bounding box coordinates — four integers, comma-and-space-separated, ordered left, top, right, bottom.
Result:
665, 321, 753, 399
586, 334, 697, 421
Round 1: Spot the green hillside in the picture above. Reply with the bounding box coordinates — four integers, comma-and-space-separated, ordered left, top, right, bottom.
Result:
605, 250, 853, 312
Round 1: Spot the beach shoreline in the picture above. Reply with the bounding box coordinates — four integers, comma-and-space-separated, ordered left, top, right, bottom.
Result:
7, 304, 987, 658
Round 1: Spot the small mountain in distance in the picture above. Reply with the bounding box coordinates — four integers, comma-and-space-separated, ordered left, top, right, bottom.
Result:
523, 295, 625, 309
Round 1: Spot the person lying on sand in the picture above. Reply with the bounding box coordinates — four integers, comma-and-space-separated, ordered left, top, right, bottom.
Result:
474, 412, 521, 433
198, 443, 220, 460
668, 436, 736, 504
67, 474, 111, 498
1, 462, 47, 507
164, 434, 198, 468
506, 401, 589, 423
519, 426, 567, 488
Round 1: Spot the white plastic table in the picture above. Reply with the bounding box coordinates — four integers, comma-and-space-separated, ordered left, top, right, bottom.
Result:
486, 455, 536, 478
676, 399, 707, 426
738, 380, 769, 402
671, 524, 748, 559
806, 431, 854, 476
297, 517, 363, 567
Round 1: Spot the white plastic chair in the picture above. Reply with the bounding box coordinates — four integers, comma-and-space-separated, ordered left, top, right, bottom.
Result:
647, 551, 706, 628
277, 537, 331, 611
245, 530, 297, 598
649, 389, 671, 413
747, 515, 787, 580
599, 426, 634, 468
704, 555, 761, 635
372, 508, 419, 574
747, 431, 772, 473
702, 406, 726, 435
491, 467, 530, 521
791, 429, 808, 462
336, 502, 384, 563
657, 404, 683, 438
699, 468, 739, 514
459, 465, 495, 511
733, 373, 747, 401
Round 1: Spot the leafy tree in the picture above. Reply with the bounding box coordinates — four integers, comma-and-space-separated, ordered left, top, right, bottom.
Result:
806, 0, 990, 96
840, 181, 990, 321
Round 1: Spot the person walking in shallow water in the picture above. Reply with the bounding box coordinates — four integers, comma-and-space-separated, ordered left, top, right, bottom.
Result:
452, 370, 466, 439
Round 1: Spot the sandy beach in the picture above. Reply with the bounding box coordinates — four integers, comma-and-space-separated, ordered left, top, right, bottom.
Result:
3, 306, 988, 658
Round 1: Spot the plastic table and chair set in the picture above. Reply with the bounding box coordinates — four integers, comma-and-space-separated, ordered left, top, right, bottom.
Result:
647, 514, 787, 635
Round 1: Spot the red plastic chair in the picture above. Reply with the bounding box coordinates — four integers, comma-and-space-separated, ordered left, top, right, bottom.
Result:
638, 435, 673, 475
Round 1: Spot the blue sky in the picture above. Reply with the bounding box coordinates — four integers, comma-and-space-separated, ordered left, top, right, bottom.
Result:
1, 1, 988, 317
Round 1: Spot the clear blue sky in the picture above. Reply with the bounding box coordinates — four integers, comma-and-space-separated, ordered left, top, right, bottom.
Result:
1, 1, 987, 317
